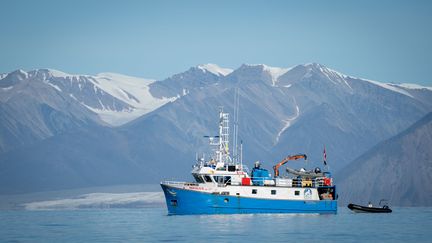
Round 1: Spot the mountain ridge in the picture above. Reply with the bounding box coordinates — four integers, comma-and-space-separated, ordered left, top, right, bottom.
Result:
1, 63, 431, 197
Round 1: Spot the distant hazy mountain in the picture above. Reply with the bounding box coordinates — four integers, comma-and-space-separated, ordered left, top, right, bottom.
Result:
0, 69, 173, 152
0, 69, 103, 152
144, 63, 432, 171
337, 112, 432, 206
0, 63, 431, 194
269, 64, 432, 170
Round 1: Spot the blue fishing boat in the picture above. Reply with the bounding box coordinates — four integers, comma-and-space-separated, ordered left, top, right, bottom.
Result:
161, 109, 337, 215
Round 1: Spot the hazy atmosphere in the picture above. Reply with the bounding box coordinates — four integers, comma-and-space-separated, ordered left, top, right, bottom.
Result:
1, 1, 432, 242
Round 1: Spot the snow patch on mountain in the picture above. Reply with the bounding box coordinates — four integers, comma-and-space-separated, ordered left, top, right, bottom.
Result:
46, 82, 62, 92
301, 63, 353, 90
46, 69, 78, 78
239, 63, 291, 86
83, 104, 158, 127
15, 69, 28, 80
0, 73, 8, 80
87, 73, 176, 126
93, 72, 154, 106
197, 63, 233, 76
390, 83, 432, 91
322, 68, 352, 90
275, 103, 300, 144
362, 79, 414, 98
263, 65, 290, 86
45, 71, 179, 126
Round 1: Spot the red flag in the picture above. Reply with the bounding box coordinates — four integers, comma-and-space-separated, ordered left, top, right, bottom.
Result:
323, 145, 327, 166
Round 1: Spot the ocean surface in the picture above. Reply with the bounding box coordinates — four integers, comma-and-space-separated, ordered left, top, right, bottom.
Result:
1, 206, 431, 242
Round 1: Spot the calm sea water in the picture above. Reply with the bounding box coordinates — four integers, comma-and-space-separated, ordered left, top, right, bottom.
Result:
1, 207, 431, 242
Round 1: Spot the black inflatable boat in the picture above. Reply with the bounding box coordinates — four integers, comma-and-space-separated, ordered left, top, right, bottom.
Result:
347, 203, 392, 213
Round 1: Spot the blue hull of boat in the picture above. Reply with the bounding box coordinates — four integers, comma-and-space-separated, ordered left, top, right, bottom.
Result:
161, 184, 337, 215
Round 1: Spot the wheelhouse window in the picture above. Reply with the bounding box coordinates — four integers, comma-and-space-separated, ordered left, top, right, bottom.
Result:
213, 176, 232, 185
213, 176, 223, 184
203, 175, 213, 183
223, 176, 231, 185
193, 174, 204, 183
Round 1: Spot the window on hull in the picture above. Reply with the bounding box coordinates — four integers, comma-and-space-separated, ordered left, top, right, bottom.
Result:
252, 189, 257, 194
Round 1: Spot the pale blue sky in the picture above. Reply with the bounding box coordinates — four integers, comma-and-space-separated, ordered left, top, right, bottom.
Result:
1, 0, 431, 85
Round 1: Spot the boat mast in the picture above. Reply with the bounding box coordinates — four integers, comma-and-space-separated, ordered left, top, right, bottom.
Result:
217, 108, 230, 167
240, 140, 243, 169
232, 88, 240, 165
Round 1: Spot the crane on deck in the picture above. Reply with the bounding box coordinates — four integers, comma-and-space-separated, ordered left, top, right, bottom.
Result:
273, 154, 307, 177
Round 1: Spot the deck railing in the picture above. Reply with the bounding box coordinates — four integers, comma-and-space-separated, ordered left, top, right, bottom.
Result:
163, 177, 333, 188
249, 177, 332, 188
162, 181, 198, 186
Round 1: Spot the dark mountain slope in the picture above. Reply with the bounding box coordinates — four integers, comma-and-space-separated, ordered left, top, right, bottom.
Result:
337, 112, 432, 206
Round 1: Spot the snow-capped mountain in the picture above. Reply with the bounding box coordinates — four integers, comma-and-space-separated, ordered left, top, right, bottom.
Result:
162, 62, 432, 171
149, 63, 233, 98
1, 69, 174, 126
1, 63, 431, 196
268, 63, 432, 170
211, 63, 291, 87
0, 69, 174, 151
386, 83, 432, 107
197, 63, 233, 76
0, 69, 103, 152
65, 72, 175, 126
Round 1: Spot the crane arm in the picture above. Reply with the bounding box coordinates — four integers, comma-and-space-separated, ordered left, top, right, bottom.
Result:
273, 154, 307, 177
